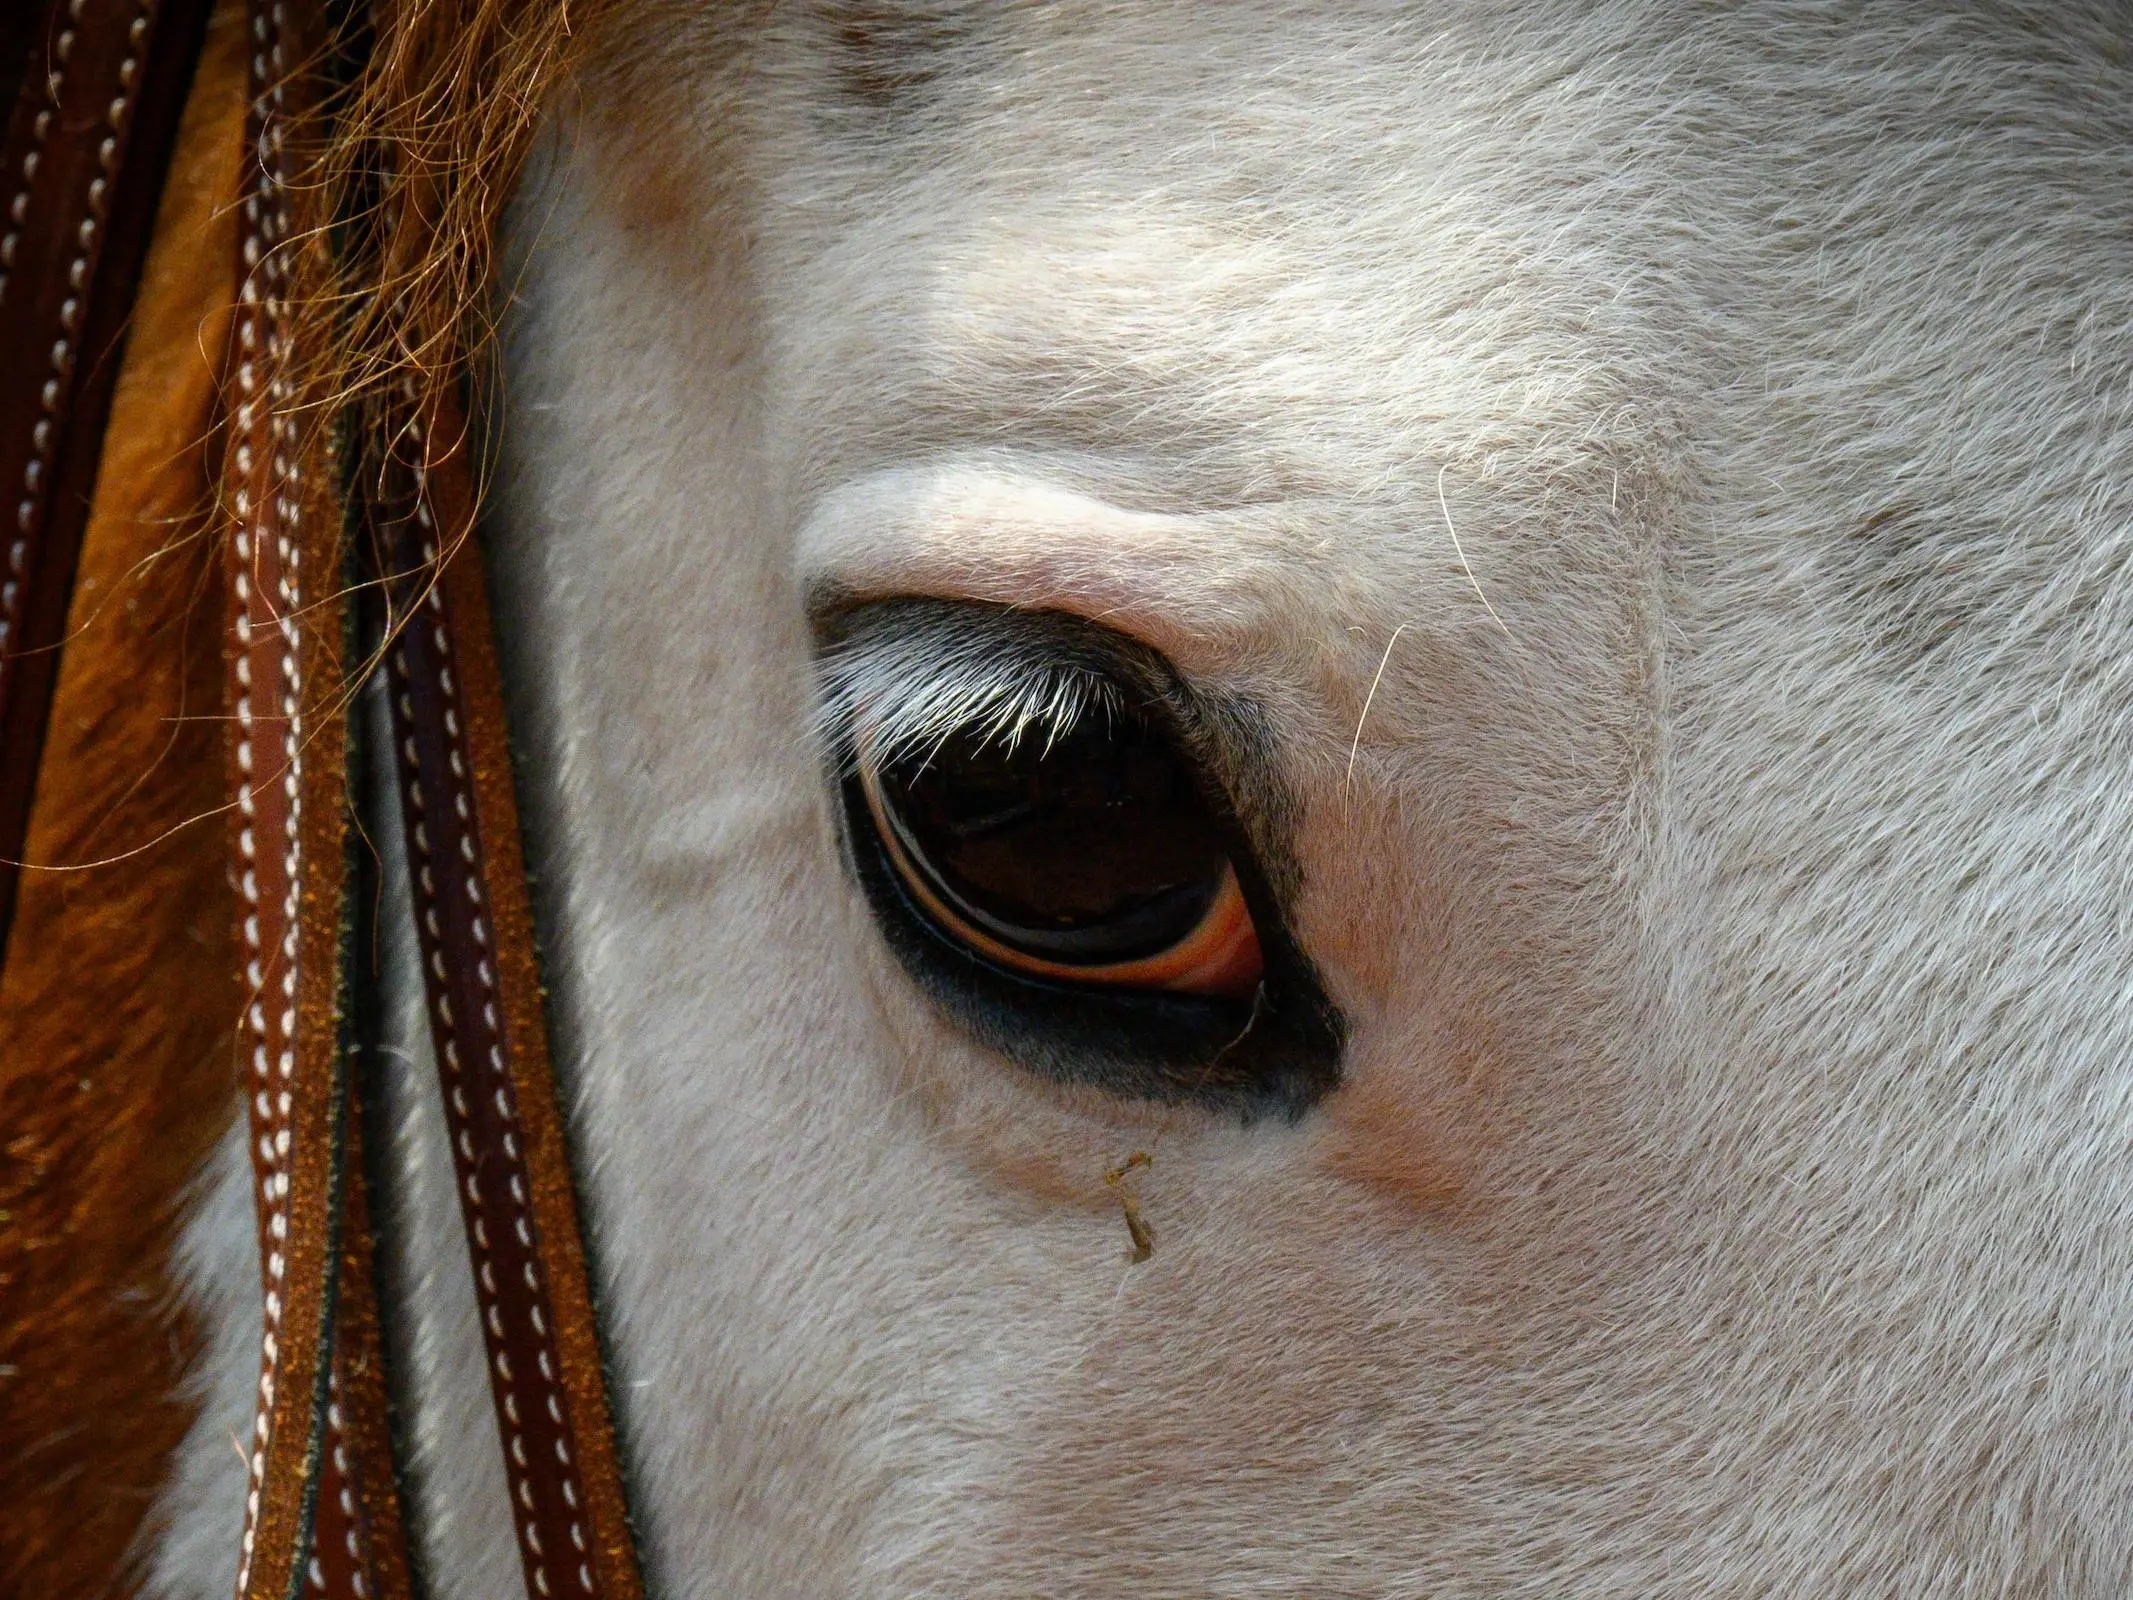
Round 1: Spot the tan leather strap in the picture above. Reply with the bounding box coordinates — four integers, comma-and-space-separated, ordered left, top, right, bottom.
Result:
0, 0, 216, 955
314, 1070, 420, 1600
367, 388, 647, 1600
221, 0, 385, 1592
0, 1, 246, 1585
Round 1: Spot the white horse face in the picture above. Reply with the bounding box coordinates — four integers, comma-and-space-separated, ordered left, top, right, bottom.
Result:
475, 2, 2133, 1593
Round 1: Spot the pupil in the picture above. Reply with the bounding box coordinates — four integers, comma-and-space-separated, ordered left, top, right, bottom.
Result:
875, 710, 1231, 965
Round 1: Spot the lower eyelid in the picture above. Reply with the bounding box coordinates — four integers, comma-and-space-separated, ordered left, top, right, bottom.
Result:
1092, 871, 1261, 999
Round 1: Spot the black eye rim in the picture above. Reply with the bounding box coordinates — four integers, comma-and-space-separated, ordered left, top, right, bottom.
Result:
814, 597, 1346, 1121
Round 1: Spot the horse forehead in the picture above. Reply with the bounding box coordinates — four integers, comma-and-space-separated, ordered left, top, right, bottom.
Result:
745, 7, 1655, 494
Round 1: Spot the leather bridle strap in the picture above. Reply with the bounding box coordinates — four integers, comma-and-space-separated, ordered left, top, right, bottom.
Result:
221, 0, 386, 1588
0, 0, 215, 957
222, 0, 645, 1595
366, 387, 648, 1600
0, 1, 647, 1589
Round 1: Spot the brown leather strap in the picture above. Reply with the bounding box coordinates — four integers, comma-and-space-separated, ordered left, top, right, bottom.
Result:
0, 2, 247, 1584
0, 0, 216, 957
2, 0, 641, 1589
193, 0, 645, 1591
220, 0, 646, 1584
311, 1071, 418, 1600
370, 389, 646, 1600
223, 0, 367, 1591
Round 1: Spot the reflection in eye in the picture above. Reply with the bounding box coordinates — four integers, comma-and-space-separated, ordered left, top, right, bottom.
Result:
855, 706, 1264, 1000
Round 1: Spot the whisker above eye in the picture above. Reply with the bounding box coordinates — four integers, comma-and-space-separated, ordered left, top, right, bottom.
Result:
812, 614, 1123, 777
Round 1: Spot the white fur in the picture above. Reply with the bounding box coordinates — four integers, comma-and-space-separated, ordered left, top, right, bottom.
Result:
156, 3, 2133, 1594
141, 1118, 258, 1600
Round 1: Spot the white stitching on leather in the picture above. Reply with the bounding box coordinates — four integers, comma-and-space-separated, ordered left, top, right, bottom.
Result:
1, 0, 149, 678
233, 4, 305, 1590
392, 416, 595, 1595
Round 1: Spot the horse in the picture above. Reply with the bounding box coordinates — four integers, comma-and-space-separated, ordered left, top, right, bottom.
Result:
5, 1, 2133, 1595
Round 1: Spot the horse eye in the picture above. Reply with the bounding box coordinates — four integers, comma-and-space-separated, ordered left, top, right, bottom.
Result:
822, 599, 1342, 1116
857, 710, 1265, 1000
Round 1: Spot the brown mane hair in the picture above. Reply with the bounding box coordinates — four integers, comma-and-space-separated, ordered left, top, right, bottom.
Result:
309, 0, 605, 431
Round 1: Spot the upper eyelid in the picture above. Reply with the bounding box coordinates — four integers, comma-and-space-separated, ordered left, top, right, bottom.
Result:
792, 462, 1275, 677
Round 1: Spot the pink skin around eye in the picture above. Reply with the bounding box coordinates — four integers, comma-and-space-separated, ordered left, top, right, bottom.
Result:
860, 770, 1266, 1002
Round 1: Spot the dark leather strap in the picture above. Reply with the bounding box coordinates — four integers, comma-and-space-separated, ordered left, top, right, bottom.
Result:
0, 0, 216, 957
370, 389, 647, 1600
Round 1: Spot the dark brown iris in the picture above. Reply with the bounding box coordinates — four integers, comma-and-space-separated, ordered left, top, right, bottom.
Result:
870, 710, 1232, 967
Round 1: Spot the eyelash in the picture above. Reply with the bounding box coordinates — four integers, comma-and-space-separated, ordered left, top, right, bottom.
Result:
818, 600, 1346, 1119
